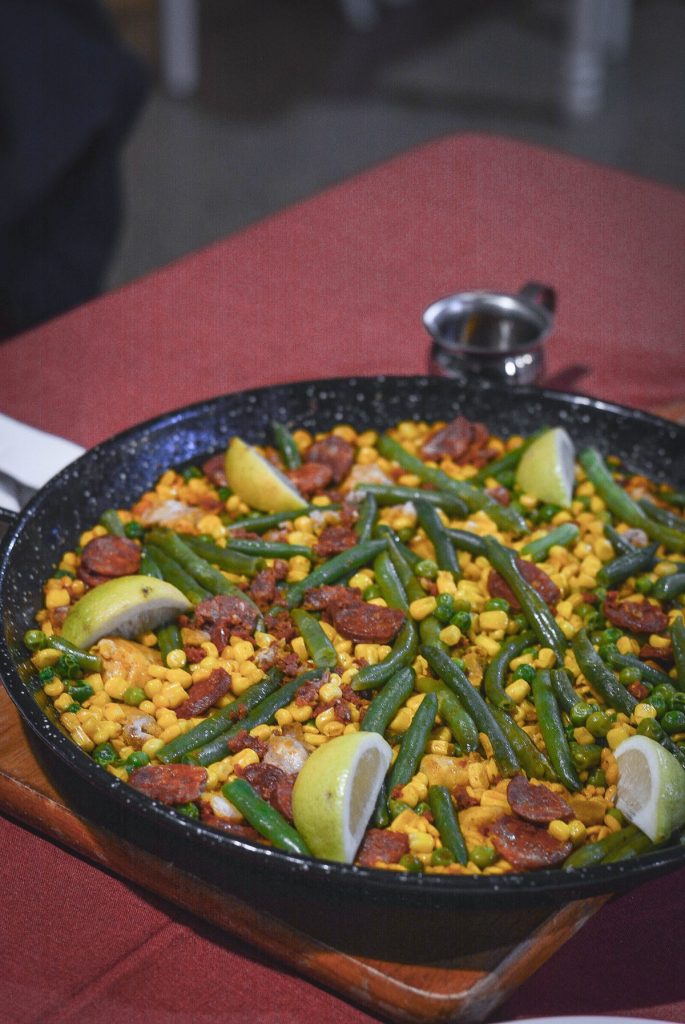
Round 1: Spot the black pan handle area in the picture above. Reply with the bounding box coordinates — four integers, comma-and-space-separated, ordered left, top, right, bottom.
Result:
0, 506, 19, 527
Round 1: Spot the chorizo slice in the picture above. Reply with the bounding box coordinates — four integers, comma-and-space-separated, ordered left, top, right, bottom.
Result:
199, 803, 261, 841
240, 762, 297, 822
128, 763, 208, 804
488, 814, 572, 870
303, 584, 362, 613
78, 535, 141, 586
421, 416, 474, 461
202, 453, 227, 487
226, 729, 268, 759
506, 773, 573, 824
287, 462, 333, 496
192, 594, 260, 646
488, 558, 560, 610
330, 603, 406, 644
175, 667, 233, 719
357, 828, 409, 867
315, 525, 358, 558
305, 436, 355, 484
249, 567, 284, 609
603, 595, 668, 634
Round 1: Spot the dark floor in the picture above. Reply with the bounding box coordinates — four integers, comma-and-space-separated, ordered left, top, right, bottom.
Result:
107, 0, 685, 290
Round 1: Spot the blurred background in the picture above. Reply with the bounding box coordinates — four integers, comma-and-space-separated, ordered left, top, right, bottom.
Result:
106, 0, 684, 292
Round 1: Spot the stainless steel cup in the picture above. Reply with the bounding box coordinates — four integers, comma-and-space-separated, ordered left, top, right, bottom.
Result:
424, 282, 556, 385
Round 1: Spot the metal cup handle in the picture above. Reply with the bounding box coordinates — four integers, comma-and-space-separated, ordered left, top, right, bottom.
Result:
517, 281, 556, 314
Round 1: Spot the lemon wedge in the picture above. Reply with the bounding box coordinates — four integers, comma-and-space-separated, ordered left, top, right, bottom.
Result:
291, 731, 392, 863
224, 436, 307, 514
515, 426, 575, 508
615, 735, 685, 844
61, 575, 191, 649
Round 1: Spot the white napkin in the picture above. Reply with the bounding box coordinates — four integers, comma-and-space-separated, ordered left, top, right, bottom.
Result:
0, 413, 85, 512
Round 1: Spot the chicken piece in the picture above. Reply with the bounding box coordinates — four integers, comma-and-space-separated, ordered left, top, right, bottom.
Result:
95, 637, 162, 688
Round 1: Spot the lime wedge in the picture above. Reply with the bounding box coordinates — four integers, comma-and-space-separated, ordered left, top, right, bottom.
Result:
515, 427, 575, 508
61, 575, 191, 649
615, 735, 685, 843
291, 731, 392, 863
224, 436, 307, 514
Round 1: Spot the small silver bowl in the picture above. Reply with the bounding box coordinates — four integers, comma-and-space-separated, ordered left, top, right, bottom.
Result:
424, 282, 556, 386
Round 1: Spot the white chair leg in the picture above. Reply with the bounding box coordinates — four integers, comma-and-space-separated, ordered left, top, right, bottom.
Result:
159, 0, 200, 98
562, 0, 609, 118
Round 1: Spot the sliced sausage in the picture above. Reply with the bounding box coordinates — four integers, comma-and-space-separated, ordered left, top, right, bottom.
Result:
639, 642, 673, 663
488, 814, 572, 870
506, 773, 573, 824
199, 803, 261, 841
240, 762, 297, 822
315, 525, 358, 558
128, 763, 207, 804
303, 584, 362, 613
603, 595, 668, 634
357, 828, 410, 867
287, 462, 333, 496
488, 558, 560, 610
202, 453, 227, 487
305, 436, 355, 484
421, 416, 475, 461
249, 567, 286, 609
175, 667, 233, 719
330, 603, 405, 644
226, 729, 268, 759
192, 594, 260, 646
78, 535, 141, 587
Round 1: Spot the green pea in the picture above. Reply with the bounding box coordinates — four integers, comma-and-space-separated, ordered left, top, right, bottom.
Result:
39, 666, 56, 684
397, 526, 415, 543
53, 568, 75, 579
93, 742, 117, 766
484, 597, 510, 612
586, 711, 612, 738
451, 611, 472, 632
602, 627, 623, 643
594, 586, 608, 602
67, 682, 94, 703
575, 603, 595, 619
363, 584, 382, 601
584, 611, 604, 631
671, 693, 685, 713
23, 629, 47, 651
124, 520, 145, 540
65, 703, 82, 714
126, 751, 151, 769
414, 801, 431, 816
570, 741, 602, 770
569, 701, 594, 727
218, 487, 231, 501
399, 853, 424, 873
598, 642, 618, 662
618, 665, 641, 686
415, 559, 438, 580
122, 686, 146, 707
181, 465, 203, 481
470, 844, 496, 869
538, 503, 560, 522
662, 710, 685, 735
431, 846, 454, 867
434, 593, 456, 623
634, 575, 654, 595
512, 613, 528, 631
513, 663, 536, 684
452, 599, 472, 613
637, 717, 664, 740
647, 694, 668, 718
175, 801, 200, 819
587, 767, 607, 787
651, 683, 677, 703
388, 799, 412, 819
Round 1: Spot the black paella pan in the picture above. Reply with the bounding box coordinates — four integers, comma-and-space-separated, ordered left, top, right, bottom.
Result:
1, 375, 684, 960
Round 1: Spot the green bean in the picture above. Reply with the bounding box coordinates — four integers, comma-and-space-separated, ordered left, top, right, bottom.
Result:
183, 535, 264, 577
550, 667, 581, 715
144, 544, 211, 605
286, 539, 387, 609
355, 494, 378, 543
671, 615, 685, 692
374, 524, 422, 569
520, 523, 580, 562
416, 675, 479, 752
445, 528, 487, 558
652, 573, 685, 602
376, 434, 527, 534
420, 644, 520, 775
572, 629, 637, 716
223, 778, 310, 856
361, 666, 416, 736
42, 635, 102, 673
597, 542, 659, 588
156, 623, 183, 666
291, 608, 338, 669
156, 668, 283, 763
483, 633, 534, 711
482, 536, 566, 660
271, 421, 301, 469
428, 785, 468, 865
578, 447, 685, 553
228, 505, 340, 534
355, 482, 468, 519
639, 497, 685, 534
603, 523, 635, 556
99, 508, 126, 537
228, 538, 313, 559
139, 547, 164, 579
487, 703, 556, 781
147, 530, 248, 601
531, 670, 581, 791
415, 500, 461, 580
563, 824, 640, 869
351, 619, 419, 691
603, 647, 673, 688
368, 554, 406, 615
418, 615, 449, 655
471, 428, 547, 485
190, 669, 323, 765
602, 829, 655, 863
386, 692, 439, 793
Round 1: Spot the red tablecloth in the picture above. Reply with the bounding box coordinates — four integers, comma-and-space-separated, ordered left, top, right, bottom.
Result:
1, 133, 684, 1022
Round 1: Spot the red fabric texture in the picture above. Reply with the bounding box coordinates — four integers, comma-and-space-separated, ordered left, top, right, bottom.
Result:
1, 133, 684, 1022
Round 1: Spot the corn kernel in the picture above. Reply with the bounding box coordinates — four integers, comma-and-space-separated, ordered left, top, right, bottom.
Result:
321, 719, 345, 737
290, 703, 313, 723
354, 643, 390, 665
142, 737, 164, 757
479, 610, 509, 631
43, 678, 64, 698
104, 676, 130, 701
568, 819, 587, 845
504, 679, 530, 704
232, 640, 255, 662
275, 708, 293, 727
231, 747, 261, 770
409, 832, 435, 855
647, 633, 671, 649
604, 812, 622, 833
45, 588, 70, 609
165, 668, 193, 688
573, 726, 595, 745
160, 723, 182, 743
92, 721, 120, 745
548, 819, 571, 843
654, 560, 678, 577
634, 702, 657, 723
438, 624, 462, 646
436, 570, 458, 596
389, 707, 413, 733
165, 648, 187, 669
409, 596, 437, 621
617, 635, 639, 655
291, 636, 307, 660
606, 725, 631, 750
535, 647, 556, 669
473, 634, 501, 658
319, 679, 343, 703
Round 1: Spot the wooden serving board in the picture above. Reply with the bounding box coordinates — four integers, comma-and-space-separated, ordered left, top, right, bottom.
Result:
0, 682, 604, 1024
